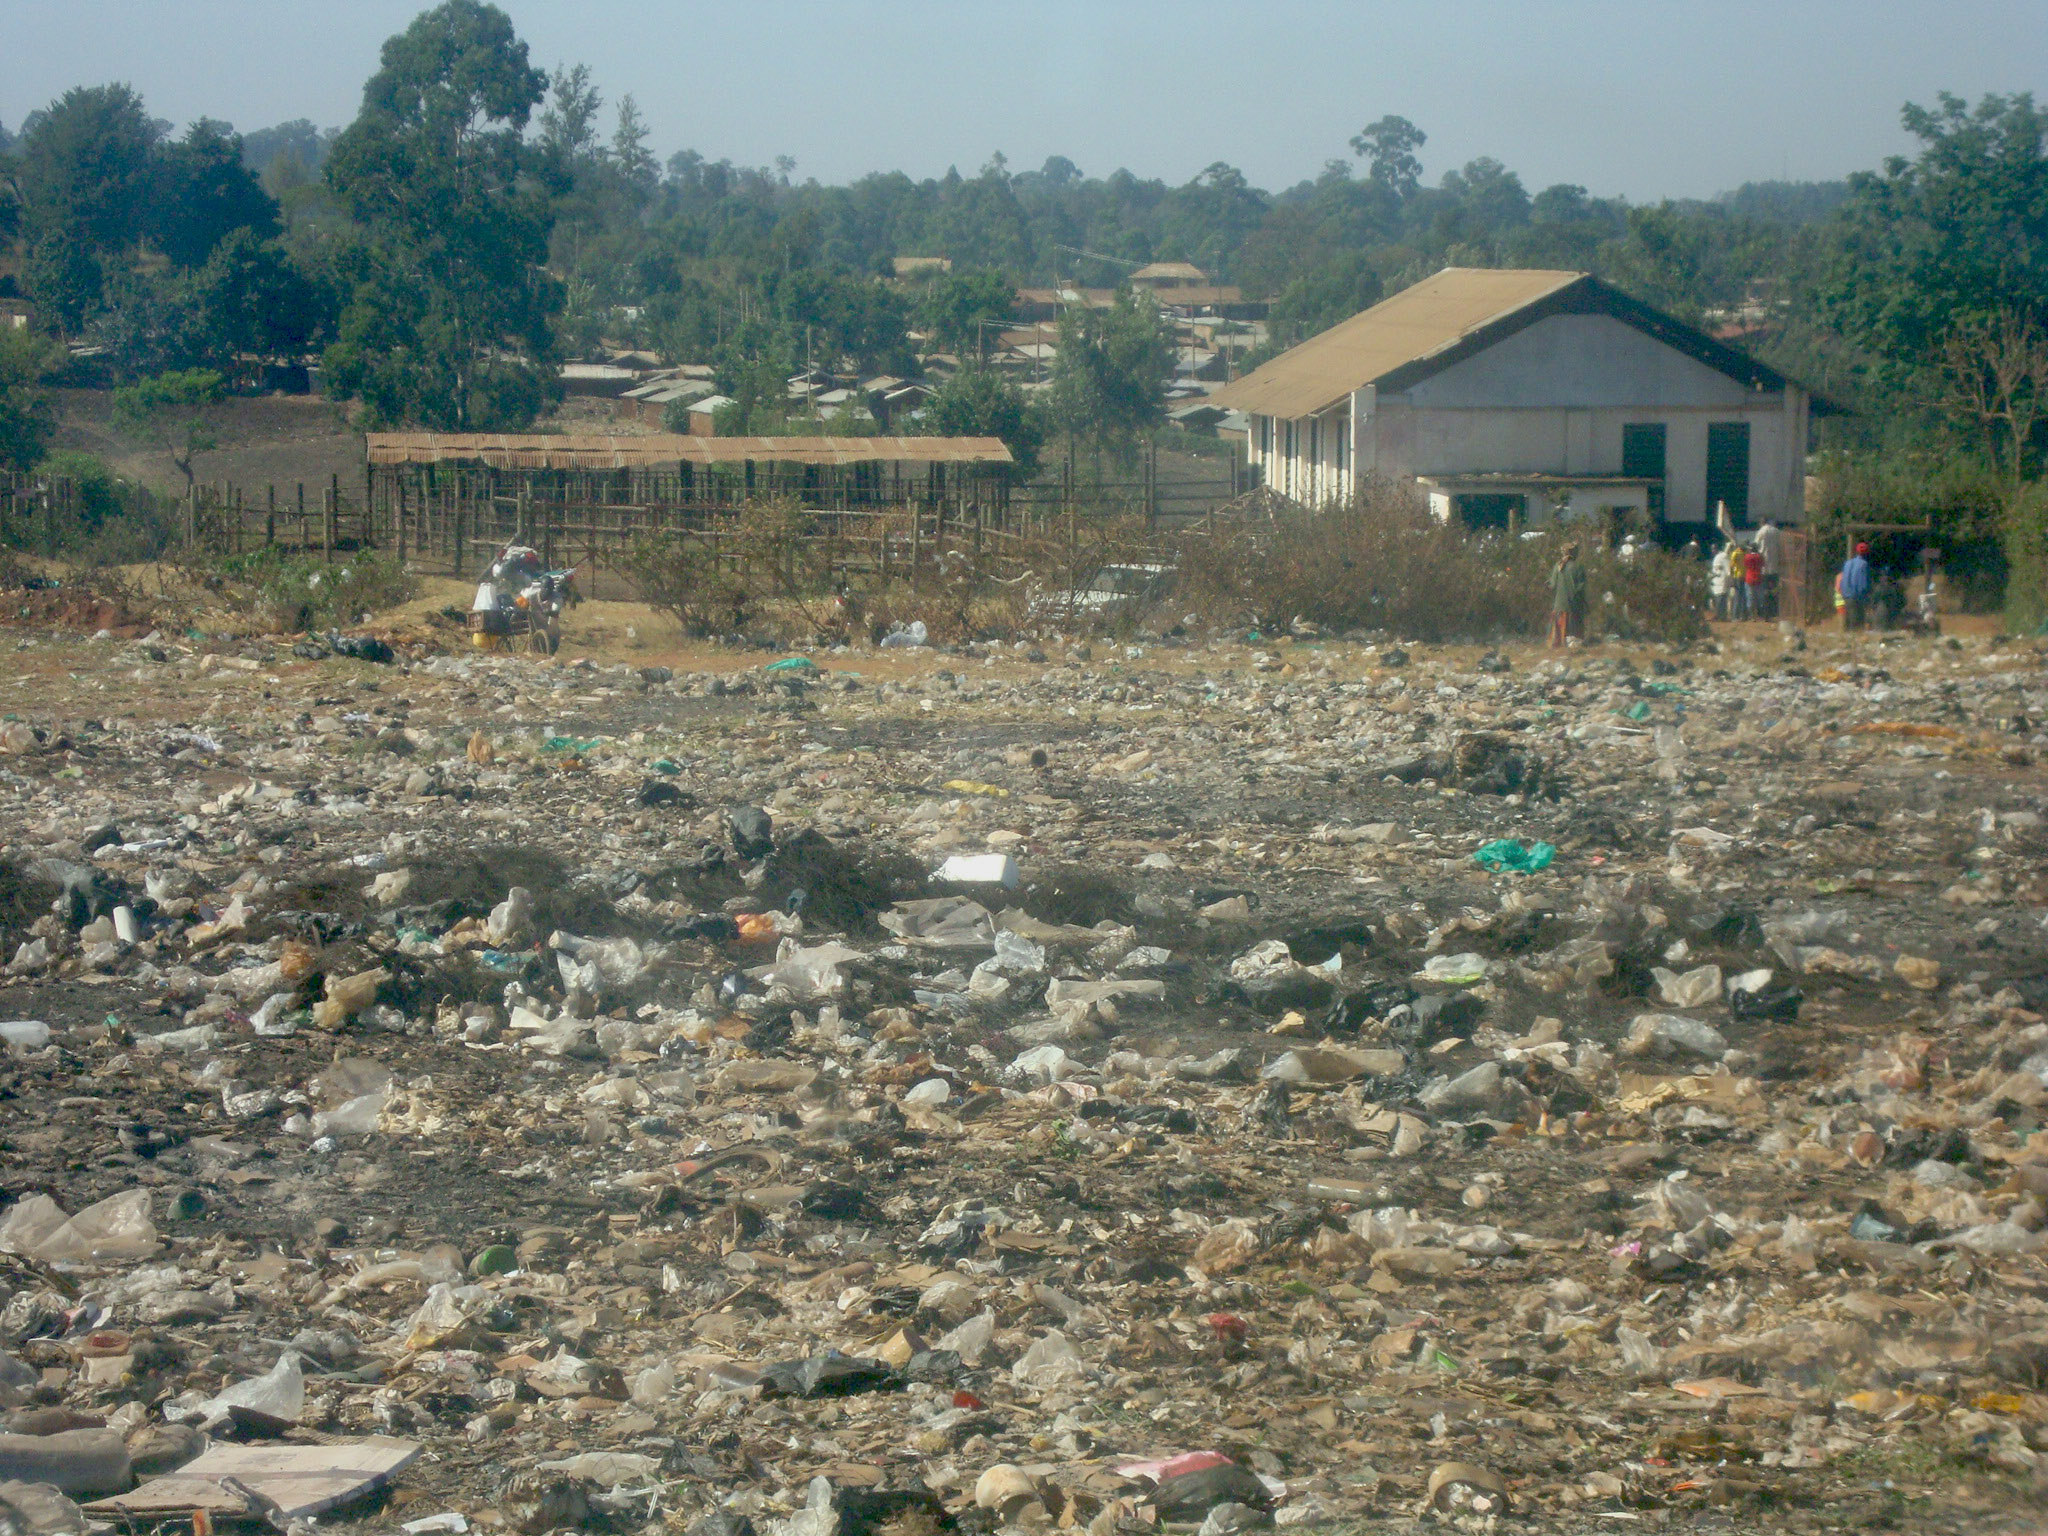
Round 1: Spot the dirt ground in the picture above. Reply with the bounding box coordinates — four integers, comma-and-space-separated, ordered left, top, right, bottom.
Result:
50, 389, 368, 499
0, 604, 2045, 1536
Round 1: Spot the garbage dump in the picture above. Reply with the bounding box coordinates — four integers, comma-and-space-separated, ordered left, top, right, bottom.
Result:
0, 620, 2042, 1532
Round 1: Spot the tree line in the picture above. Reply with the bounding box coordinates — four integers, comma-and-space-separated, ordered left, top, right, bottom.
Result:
0, 2, 2043, 533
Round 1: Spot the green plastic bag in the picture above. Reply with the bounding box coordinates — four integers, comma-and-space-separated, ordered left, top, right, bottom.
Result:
1474, 839, 1556, 873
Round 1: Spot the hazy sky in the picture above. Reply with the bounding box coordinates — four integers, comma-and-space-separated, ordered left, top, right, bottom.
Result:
4, 0, 2044, 199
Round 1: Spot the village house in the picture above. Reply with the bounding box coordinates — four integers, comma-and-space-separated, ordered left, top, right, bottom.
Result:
1210, 267, 1827, 533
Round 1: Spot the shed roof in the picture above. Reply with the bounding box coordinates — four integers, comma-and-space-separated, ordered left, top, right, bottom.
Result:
1208, 267, 1809, 420
364, 433, 1013, 469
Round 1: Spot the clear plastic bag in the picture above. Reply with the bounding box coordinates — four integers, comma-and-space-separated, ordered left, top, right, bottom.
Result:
204, 1350, 304, 1424
0, 1190, 159, 1264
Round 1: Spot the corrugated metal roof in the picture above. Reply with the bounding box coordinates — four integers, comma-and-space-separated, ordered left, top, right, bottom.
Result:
1209, 268, 1586, 419
364, 433, 1013, 469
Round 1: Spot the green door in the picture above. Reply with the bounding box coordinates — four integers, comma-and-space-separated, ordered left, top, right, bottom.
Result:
1706, 421, 1750, 526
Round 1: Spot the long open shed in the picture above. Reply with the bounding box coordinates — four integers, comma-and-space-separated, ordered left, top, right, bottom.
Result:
360, 433, 1020, 586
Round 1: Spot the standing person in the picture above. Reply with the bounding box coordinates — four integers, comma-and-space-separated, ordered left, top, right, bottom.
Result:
1742, 542, 1765, 621
1916, 548, 1942, 633
1725, 540, 1749, 619
1839, 541, 1873, 630
1756, 519, 1783, 620
1550, 542, 1587, 648
1708, 540, 1730, 621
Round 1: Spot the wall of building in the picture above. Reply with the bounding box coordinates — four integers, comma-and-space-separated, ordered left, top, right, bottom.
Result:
1371, 314, 1806, 524
1250, 313, 1810, 524
1248, 404, 1352, 504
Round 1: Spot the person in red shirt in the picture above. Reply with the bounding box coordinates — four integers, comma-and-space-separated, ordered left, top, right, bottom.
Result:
1742, 546, 1765, 619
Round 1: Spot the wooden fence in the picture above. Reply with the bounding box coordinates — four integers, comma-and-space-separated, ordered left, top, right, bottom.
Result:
0, 471, 373, 562
2, 445, 1241, 599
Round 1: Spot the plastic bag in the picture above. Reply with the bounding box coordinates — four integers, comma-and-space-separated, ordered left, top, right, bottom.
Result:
628, 1361, 676, 1406
203, 1350, 304, 1425
1652, 964, 1723, 1008
404, 1283, 478, 1351
879, 897, 996, 949
310, 1090, 391, 1139
934, 1309, 996, 1366
1011, 1045, 1073, 1083
749, 941, 863, 1001
1623, 1013, 1727, 1059
552, 932, 648, 996
1418, 952, 1491, 984
987, 930, 1047, 975
1473, 839, 1555, 873
0, 1190, 158, 1264
1011, 1330, 1084, 1387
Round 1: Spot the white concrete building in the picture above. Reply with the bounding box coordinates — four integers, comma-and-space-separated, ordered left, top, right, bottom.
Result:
1210, 268, 1826, 533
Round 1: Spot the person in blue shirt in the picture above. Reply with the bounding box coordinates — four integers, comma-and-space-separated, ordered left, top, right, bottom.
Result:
1839, 541, 1873, 630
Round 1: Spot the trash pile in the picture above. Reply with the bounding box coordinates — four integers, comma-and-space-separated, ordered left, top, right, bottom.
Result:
0, 621, 2043, 1532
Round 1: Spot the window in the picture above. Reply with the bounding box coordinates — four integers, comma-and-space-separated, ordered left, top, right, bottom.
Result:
1309, 419, 1321, 470
1334, 417, 1348, 475
1705, 421, 1751, 525
1258, 415, 1272, 459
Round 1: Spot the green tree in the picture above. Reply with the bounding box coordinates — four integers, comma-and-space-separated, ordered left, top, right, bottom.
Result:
1264, 250, 1384, 351
0, 327, 60, 473
112, 368, 225, 495
88, 266, 219, 379
153, 118, 278, 268
1350, 115, 1427, 199
1932, 308, 2048, 486
916, 268, 1014, 361
708, 355, 797, 435
14, 84, 161, 329
538, 64, 602, 161
1817, 92, 2048, 404
610, 94, 658, 204
321, 0, 559, 430
193, 227, 331, 359
1051, 287, 1172, 468
921, 366, 1045, 481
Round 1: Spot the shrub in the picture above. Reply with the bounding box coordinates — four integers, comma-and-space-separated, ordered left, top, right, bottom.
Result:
211, 547, 416, 632
1805, 451, 2009, 611
2005, 483, 2048, 635
1173, 485, 1706, 643
621, 499, 840, 637
0, 452, 184, 565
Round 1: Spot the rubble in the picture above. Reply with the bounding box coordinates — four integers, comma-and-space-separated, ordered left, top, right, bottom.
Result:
0, 622, 2041, 1532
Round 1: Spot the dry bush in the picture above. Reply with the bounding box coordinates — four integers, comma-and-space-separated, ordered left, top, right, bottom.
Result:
623, 499, 842, 637
1174, 485, 1706, 643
